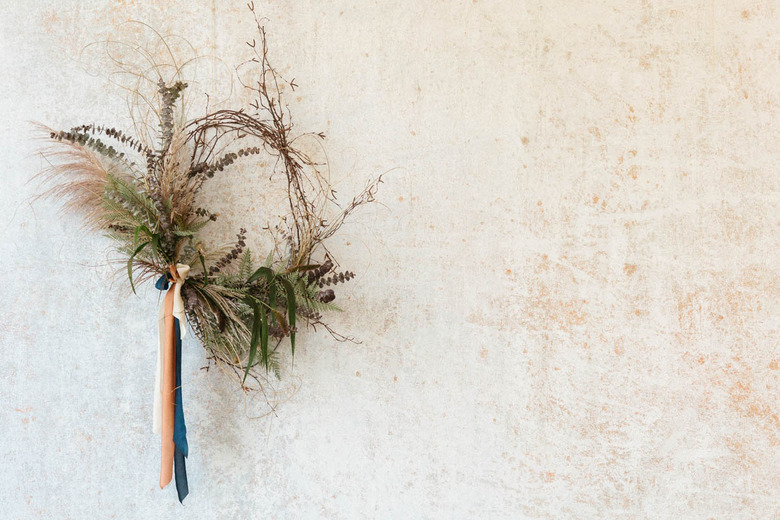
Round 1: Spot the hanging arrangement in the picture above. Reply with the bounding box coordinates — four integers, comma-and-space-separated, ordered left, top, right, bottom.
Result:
39, 3, 382, 502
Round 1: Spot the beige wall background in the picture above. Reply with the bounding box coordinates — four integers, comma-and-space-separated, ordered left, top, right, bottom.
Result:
2, 1, 779, 518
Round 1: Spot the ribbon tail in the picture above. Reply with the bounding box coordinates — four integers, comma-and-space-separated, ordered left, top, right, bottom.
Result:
152, 275, 169, 434
159, 288, 176, 489
173, 317, 189, 502
174, 448, 188, 503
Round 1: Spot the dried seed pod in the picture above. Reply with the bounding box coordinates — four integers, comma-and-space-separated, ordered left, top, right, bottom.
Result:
317, 271, 355, 287
316, 289, 335, 303
306, 258, 334, 285
190, 147, 263, 180
194, 207, 219, 222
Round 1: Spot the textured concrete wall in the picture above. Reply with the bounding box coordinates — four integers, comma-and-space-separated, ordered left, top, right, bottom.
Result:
2, 1, 780, 518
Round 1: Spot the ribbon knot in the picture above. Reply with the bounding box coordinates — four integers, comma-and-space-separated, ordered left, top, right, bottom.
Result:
153, 264, 190, 503
154, 275, 169, 291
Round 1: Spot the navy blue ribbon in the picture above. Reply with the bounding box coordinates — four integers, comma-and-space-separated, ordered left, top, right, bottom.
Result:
173, 316, 189, 502
156, 275, 189, 503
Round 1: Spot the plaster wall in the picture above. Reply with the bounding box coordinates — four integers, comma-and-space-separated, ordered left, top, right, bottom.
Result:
2, 1, 779, 518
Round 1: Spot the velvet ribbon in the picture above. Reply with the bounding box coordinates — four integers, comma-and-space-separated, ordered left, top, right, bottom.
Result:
154, 264, 190, 503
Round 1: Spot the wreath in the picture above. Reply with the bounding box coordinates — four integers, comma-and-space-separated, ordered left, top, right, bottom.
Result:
39, 4, 382, 502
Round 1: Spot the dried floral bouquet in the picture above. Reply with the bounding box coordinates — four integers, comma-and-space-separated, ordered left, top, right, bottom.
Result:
38, 4, 381, 502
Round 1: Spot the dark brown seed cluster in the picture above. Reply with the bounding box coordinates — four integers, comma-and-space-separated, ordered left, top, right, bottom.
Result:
317, 271, 354, 288
189, 147, 264, 179
68, 124, 152, 156
208, 228, 247, 275
194, 207, 218, 221
306, 258, 333, 285
316, 289, 335, 303
158, 79, 188, 153
51, 130, 122, 159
